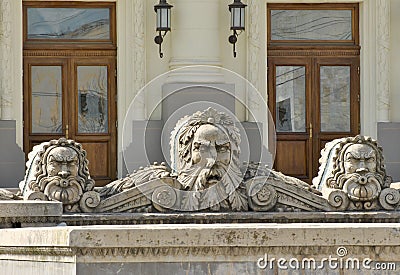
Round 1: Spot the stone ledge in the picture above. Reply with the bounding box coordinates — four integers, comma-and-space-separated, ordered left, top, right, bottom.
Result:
0, 201, 62, 228
0, 223, 400, 262
1, 223, 399, 247
62, 211, 400, 225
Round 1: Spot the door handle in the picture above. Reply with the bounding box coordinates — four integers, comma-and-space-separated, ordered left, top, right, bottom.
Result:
65, 124, 69, 139
309, 123, 313, 139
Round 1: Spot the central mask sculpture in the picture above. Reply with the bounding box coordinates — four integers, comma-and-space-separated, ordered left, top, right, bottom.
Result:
13, 108, 400, 213
169, 108, 246, 211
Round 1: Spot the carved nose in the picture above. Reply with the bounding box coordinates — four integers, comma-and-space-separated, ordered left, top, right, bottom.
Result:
58, 170, 70, 179
206, 147, 217, 168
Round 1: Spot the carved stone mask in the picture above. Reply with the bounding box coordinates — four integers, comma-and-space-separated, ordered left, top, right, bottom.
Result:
46, 147, 79, 180
340, 143, 381, 202
188, 124, 231, 190
42, 146, 84, 204
191, 124, 231, 169
343, 144, 377, 174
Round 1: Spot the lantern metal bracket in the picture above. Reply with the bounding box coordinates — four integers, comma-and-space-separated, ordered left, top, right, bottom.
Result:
228, 29, 244, 58
154, 31, 168, 58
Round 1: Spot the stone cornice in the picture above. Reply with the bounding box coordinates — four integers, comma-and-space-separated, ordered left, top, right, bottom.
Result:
61, 211, 400, 226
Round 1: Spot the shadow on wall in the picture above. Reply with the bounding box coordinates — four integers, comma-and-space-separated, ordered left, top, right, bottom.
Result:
122, 84, 266, 173
0, 121, 25, 188
378, 122, 400, 182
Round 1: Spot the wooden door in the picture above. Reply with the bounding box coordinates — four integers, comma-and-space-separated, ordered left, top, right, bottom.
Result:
312, 57, 360, 178
268, 57, 313, 182
268, 57, 359, 183
24, 57, 117, 186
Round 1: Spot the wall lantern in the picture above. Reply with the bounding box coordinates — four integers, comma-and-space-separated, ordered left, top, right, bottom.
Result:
228, 0, 247, 58
154, 0, 173, 58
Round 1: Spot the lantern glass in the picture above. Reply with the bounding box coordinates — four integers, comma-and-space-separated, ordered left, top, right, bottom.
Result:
231, 7, 245, 30
156, 8, 171, 31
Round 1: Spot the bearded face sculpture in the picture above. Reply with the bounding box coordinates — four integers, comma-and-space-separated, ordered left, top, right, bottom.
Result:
180, 124, 231, 191
42, 146, 83, 204
171, 108, 247, 211
19, 138, 95, 212
313, 135, 392, 210
340, 143, 381, 202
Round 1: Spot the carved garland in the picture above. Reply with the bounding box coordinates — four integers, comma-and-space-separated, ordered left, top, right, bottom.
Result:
0, 0, 12, 119
376, 0, 390, 121
132, 0, 146, 119
247, 0, 263, 112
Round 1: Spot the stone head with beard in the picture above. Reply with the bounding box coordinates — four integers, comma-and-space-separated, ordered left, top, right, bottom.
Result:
313, 135, 391, 210
19, 138, 94, 211
170, 108, 247, 211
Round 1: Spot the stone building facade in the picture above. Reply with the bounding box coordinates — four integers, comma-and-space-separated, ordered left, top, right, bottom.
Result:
0, 0, 400, 188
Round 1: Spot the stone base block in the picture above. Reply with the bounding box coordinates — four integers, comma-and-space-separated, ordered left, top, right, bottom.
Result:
0, 223, 399, 274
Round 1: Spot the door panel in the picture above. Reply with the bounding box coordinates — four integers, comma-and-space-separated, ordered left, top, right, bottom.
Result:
31, 65, 63, 134
276, 140, 309, 176
268, 56, 359, 183
313, 57, 360, 177
24, 58, 68, 152
269, 57, 313, 182
72, 58, 116, 186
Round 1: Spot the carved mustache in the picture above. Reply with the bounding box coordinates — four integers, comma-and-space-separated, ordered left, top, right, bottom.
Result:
42, 176, 84, 188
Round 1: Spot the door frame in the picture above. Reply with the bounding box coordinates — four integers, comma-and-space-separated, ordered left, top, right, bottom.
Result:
23, 1, 118, 186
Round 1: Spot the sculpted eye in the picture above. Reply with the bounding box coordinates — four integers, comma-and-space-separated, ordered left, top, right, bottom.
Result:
346, 156, 355, 162
366, 157, 375, 162
49, 160, 58, 166
217, 145, 229, 153
193, 143, 200, 151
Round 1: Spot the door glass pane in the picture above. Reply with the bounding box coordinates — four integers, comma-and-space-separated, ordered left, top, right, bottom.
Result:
276, 66, 306, 132
31, 66, 62, 133
27, 8, 110, 40
78, 66, 108, 133
271, 10, 352, 41
320, 66, 351, 132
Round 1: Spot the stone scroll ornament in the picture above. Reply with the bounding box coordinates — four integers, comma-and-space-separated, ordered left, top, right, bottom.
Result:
6, 109, 400, 212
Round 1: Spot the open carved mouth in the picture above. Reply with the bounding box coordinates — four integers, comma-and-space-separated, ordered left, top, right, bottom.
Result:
206, 170, 222, 183
206, 175, 221, 183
